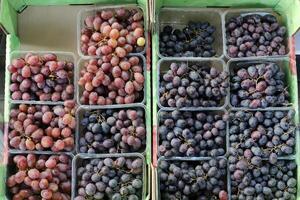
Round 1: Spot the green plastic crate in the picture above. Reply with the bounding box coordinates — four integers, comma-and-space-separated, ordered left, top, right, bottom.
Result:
152, 0, 300, 200
0, 0, 151, 199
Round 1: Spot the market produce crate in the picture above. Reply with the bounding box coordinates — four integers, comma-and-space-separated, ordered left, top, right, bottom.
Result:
72, 153, 146, 200
0, 0, 151, 199
152, 0, 300, 200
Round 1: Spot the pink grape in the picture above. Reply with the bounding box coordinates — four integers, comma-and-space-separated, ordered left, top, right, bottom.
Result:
21, 66, 31, 78
112, 66, 122, 78
12, 59, 25, 68
110, 56, 120, 66
133, 27, 144, 38
108, 38, 118, 48
114, 78, 125, 89
101, 10, 114, 20
115, 47, 126, 58
124, 94, 135, 104
85, 15, 94, 28
134, 72, 144, 84
100, 45, 113, 55
121, 71, 130, 81
109, 29, 120, 39
93, 16, 102, 31
124, 44, 133, 53
91, 32, 101, 42
120, 61, 131, 71
125, 81, 135, 94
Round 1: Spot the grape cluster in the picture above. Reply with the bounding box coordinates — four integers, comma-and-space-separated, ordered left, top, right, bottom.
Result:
79, 108, 146, 154
9, 101, 76, 152
226, 14, 287, 57
230, 62, 289, 108
8, 53, 74, 101
80, 8, 145, 56
159, 110, 227, 157
159, 62, 229, 108
78, 56, 144, 105
160, 22, 216, 57
7, 154, 72, 200
230, 159, 297, 200
159, 159, 228, 200
75, 157, 143, 200
229, 110, 295, 164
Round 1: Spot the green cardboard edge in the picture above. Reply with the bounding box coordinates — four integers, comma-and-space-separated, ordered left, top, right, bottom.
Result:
0, 0, 17, 35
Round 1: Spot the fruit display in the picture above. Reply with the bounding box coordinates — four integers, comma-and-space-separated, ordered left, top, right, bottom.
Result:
80, 8, 145, 56
78, 108, 146, 154
158, 158, 228, 200
230, 62, 290, 108
226, 14, 287, 57
229, 110, 295, 163
158, 110, 227, 157
3, 4, 300, 200
78, 56, 145, 105
8, 53, 74, 102
7, 154, 72, 199
159, 62, 228, 108
74, 156, 144, 200
159, 22, 216, 57
229, 159, 297, 199
9, 101, 76, 152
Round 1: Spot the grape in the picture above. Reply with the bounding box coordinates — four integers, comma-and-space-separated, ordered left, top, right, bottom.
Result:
125, 81, 135, 94
80, 8, 144, 56
159, 159, 227, 199
9, 53, 74, 101
160, 22, 216, 57
9, 104, 75, 151
15, 171, 26, 184
226, 14, 287, 57
159, 110, 226, 157
39, 179, 49, 190
41, 189, 53, 199
12, 58, 26, 68
25, 139, 35, 150
21, 66, 31, 78
137, 37, 145, 47
109, 29, 120, 39
160, 62, 228, 108
75, 156, 143, 199
229, 110, 296, 199
7, 154, 72, 199
230, 159, 296, 199
231, 63, 289, 108
134, 73, 144, 84
115, 47, 126, 58
79, 108, 145, 154
79, 56, 144, 105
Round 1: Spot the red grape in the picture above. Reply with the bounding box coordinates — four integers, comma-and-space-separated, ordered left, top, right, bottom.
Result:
109, 29, 120, 39
91, 32, 101, 42
124, 94, 135, 104
115, 47, 126, 58
21, 66, 31, 78
85, 15, 94, 28
41, 189, 52, 199
124, 44, 133, 53
27, 169, 40, 180
108, 38, 118, 48
134, 72, 144, 84
112, 66, 122, 78
93, 16, 102, 31
125, 81, 135, 94
110, 56, 119, 66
